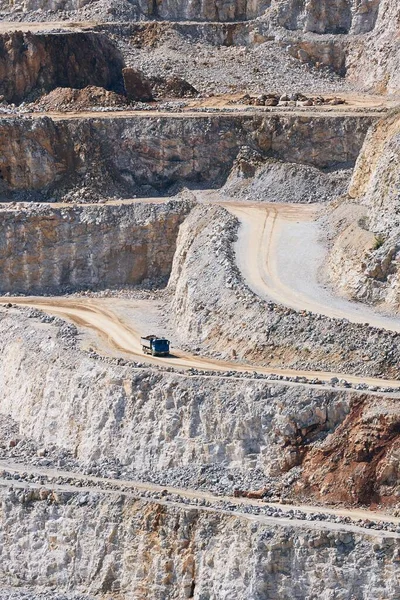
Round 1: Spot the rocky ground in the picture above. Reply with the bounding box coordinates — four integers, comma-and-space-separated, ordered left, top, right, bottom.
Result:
322, 109, 400, 313
220, 154, 353, 204
0, 0, 398, 597
168, 203, 400, 378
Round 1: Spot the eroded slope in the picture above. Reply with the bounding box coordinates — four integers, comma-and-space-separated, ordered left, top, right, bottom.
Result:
325, 109, 400, 312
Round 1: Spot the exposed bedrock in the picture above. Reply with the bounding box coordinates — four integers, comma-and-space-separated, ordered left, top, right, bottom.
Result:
272, 0, 399, 92
271, 0, 380, 34
1, 493, 399, 600
277, 0, 398, 84
298, 394, 400, 507
5, 0, 270, 21
96, 20, 258, 47
1, 309, 400, 507
169, 204, 400, 378
284, 37, 348, 76
0, 114, 374, 199
345, 0, 400, 94
0, 200, 191, 293
0, 0, 380, 31
0, 31, 125, 104
325, 110, 400, 312
150, 0, 270, 22
0, 309, 348, 475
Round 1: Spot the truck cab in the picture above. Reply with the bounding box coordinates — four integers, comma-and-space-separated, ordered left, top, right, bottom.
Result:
140, 335, 170, 357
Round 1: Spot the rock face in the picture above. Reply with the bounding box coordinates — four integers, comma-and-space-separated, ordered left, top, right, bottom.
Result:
274, 0, 398, 85
0, 117, 70, 193
0, 32, 125, 104
298, 394, 400, 506
325, 111, 400, 312
1, 492, 399, 600
9, 0, 269, 20
349, 111, 400, 233
271, 0, 380, 34
151, 0, 270, 21
0, 114, 374, 199
0, 200, 191, 293
168, 204, 400, 378
346, 0, 400, 94
285, 38, 348, 76
0, 307, 399, 509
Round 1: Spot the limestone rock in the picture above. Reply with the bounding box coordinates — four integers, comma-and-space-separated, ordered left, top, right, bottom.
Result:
0, 200, 192, 293
0, 31, 125, 104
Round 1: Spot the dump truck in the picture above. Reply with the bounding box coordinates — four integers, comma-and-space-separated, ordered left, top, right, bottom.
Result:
141, 335, 170, 357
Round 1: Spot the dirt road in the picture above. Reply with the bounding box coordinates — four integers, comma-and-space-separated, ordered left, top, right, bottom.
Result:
1, 459, 399, 535
3, 107, 384, 120
0, 21, 97, 33
4, 296, 400, 392
228, 202, 400, 332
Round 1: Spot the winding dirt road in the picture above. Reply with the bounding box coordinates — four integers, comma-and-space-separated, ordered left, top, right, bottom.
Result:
1, 201, 399, 392
228, 202, 400, 332
1, 207, 400, 533
4, 296, 400, 393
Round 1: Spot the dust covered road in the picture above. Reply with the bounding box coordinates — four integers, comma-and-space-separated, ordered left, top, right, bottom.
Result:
4, 296, 400, 393
228, 202, 400, 333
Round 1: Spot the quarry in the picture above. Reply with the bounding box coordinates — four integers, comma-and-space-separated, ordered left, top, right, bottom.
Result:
0, 0, 399, 598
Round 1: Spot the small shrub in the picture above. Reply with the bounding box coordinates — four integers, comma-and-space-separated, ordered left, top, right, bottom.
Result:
373, 234, 385, 250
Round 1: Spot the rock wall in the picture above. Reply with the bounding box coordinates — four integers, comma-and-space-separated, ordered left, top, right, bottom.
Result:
348, 111, 400, 231
0, 308, 350, 476
0, 200, 191, 293
345, 0, 400, 93
0, 32, 125, 104
0, 114, 374, 199
271, 0, 380, 34
96, 21, 256, 48
0, 307, 399, 507
3, 0, 270, 21
273, 0, 398, 86
0, 0, 380, 29
150, 0, 270, 21
284, 37, 348, 76
1, 492, 399, 599
325, 110, 400, 311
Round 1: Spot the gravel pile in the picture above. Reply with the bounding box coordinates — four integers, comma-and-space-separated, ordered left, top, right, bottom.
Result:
116, 28, 350, 96
221, 150, 352, 204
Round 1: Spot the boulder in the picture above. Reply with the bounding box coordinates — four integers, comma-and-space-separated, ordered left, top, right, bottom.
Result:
122, 68, 153, 102
149, 75, 198, 99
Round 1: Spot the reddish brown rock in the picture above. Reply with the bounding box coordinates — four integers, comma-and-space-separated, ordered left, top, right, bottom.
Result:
122, 67, 153, 102
297, 396, 400, 507
149, 75, 198, 99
